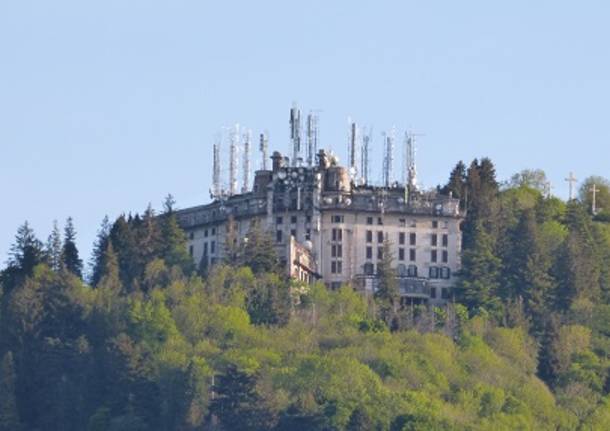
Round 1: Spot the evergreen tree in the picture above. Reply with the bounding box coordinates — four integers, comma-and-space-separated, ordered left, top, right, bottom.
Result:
62, 217, 83, 278
137, 204, 162, 268
0, 351, 20, 431
346, 407, 373, 431
210, 365, 272, 431
159, 195, 193, 273
98, 242, 122, 291
456, 222, 502, 315
240, 224, 280, 274
109, 215, 139, 288
90, 216, 111, 286
375, 239, 399, 324
7, 221, 46, 273
46, 220, 63, 272
442, 161, 467, 206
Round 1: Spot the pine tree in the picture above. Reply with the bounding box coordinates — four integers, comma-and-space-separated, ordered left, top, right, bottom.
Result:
456, 222, 502, 315
98, 242, 122, 291
90, 216, 111, 286
442, 161, 467, 206
46, 220, 63, 272
0, 351, 20, 431
240, 224, 280, 274
159, 195, 193, 273
138, 204, 162, 267
110, 215, 139, 288
8, 221, 46, 272
375, 239, 399, 323
61, 217, 83, 278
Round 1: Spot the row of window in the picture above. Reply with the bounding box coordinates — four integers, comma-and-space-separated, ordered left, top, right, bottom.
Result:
366, 231, 449, 247
277, 215, 313, 225
188, 241, 216, 257
363, 216, 448, 229
365, 246, 449, 263
362, 263, 451, 279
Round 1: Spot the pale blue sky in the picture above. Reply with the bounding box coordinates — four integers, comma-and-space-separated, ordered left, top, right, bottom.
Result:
1, 1, 609, 267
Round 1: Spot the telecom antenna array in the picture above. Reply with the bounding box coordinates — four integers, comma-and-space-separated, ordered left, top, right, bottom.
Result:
229, 124, 240, 196
259, 131, 269, 170
306, 112, 319, 167
290, 103, 302, 166
348, 120, 359, 181
360, 127, 371, 185
211, 136, 221, 199
382, 129, 395, 187
242, 129, 251, 193
405, 131, 422, 190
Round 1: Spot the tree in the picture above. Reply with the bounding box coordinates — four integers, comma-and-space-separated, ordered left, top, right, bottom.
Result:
7, 221, 46, 274
456, 222, 502, 315
509, 169, 548, 193
375, 239, 399, 324
159, 196, 193, 273
240, 224, 280, 274
90, 216, 111, 286
109, 215, 139, 288
0, 351, 20, 431
137, 204, 162, 270
62, 217, 83, 278
98, 242, 122, 292
442, 161, 467, 206
46, 220, 63, 272
210, 364, 273, 431
346, 407, 373, 431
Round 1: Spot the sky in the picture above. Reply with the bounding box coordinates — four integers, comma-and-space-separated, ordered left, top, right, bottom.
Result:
1, 1, 609, 270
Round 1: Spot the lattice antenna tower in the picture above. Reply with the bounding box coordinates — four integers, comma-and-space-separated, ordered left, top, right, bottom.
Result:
347, 119, 359, 181
229, 124, 240, 196
360, 127, 371, 185
382, 128, 395, 187
306, 112, 319, 167
242, 129, 251, 193
211, 133, 222, 199
259, 130, 269, 170
405, 131, 422, 190
290, 103, 302, 166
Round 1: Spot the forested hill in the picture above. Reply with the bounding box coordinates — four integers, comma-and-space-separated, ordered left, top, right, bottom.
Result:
2, 162, 610, 431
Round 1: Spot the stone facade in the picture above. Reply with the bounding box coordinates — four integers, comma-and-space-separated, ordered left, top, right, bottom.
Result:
177, 149, 463, 305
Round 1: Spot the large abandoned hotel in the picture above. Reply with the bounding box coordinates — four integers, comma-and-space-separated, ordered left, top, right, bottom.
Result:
177, 107, 463, 305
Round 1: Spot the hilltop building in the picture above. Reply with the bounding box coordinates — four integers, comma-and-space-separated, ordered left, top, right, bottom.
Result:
176, 109, 463, 304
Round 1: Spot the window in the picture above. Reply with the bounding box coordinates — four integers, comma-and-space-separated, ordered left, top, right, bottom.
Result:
276, 230, 283, 243
408, 265, 418, 277
410, 248, 416, 262
204, 229, 208, 237
377, 247, 383, 260
276, 216, 283, 224
366, 230, 373, 242
432, 220, 439, 229
331, 245, 343, 258
306, 215, 312, 223
431, 250, 438, 263
189, 245, 193, 256
410, 233, 416, 245
211, 241, 216, 253
211, 228, 216, 235
397, 264, 407, 276
377, 231, 384, 243
430, 287, 437, 299
337, 261, 342, 273
332, 215, 344, 223
366, 216, 373, 225
377, 217, 383, 225
442, 234, 448, 247
399, 232, 405, 245
431, 234, 438, 246
290, 229, 296, 237
204, 243, 208, 254
364, 262, 374, 275
441, 267, 451, 279
399, 218, 406, 227
441, 287, 450, 299
442, 250, 448, 263
305, 229, 311, 240
291, 215, 297, 224
332, 228, 342, 241
429, 266, 439, 279
398, 248, 405, 261
331, 261, 342, 274
366, 246, 373, 259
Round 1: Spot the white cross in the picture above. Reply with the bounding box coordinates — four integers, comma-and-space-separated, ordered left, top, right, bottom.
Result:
565, 172, 577, 201
590, 183, 599, 215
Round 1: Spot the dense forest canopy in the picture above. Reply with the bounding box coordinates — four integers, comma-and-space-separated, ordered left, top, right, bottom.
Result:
2, 166, 610, 430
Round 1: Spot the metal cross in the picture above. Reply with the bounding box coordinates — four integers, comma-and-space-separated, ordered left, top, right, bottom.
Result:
590, 183, 599, 215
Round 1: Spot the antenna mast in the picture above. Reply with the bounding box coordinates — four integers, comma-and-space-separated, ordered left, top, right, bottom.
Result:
229, 124, 240, 196
290, 103, 302, 166
242, 129, 251, 193
348, 120, 359, 181
212, 135, 221, 199
361, 128, 371, 185
405, 131, 422, 190
306, 112, 318, 167
382, 129, 395, 187
259, 131, 269, 170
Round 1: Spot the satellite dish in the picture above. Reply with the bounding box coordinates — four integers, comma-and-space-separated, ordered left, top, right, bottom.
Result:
278, 171, 286, 180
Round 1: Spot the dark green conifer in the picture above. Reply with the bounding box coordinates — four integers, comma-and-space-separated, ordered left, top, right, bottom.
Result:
61, 217, 83, 278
